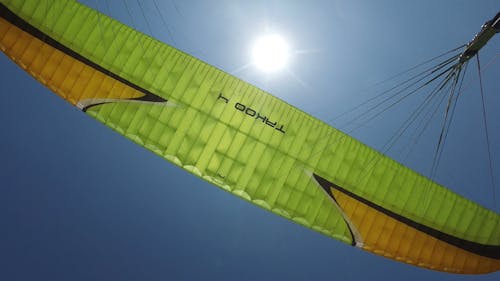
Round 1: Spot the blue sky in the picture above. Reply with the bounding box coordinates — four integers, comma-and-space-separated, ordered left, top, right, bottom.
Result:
0, 1, 499, 280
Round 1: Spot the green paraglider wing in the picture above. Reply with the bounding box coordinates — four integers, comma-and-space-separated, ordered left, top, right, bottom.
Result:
0, 0, 498, 274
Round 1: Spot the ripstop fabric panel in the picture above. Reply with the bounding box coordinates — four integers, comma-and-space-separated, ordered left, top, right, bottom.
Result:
0, 0, 498, 274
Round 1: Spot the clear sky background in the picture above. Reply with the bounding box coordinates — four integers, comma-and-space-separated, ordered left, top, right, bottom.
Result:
1, 1, 499, 280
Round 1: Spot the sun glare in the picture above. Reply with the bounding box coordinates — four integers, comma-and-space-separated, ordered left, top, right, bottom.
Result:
252, 34, 290, 72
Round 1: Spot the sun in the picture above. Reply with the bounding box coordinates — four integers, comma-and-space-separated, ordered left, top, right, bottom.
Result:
252, 34, 290, 72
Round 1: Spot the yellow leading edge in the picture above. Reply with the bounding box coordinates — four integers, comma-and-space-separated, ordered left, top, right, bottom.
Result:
0, 0, 498, 274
